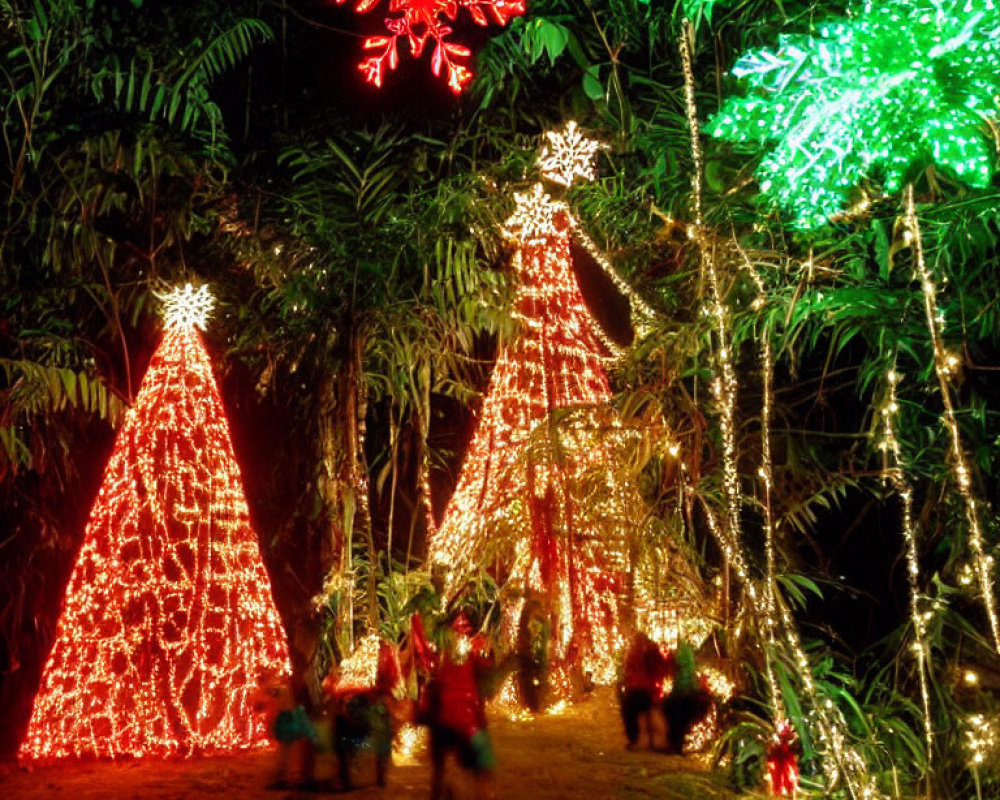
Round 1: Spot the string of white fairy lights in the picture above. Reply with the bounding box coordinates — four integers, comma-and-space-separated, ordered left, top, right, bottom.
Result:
738, 260, 784, 721
680, 20, 742, 564
902, 184, 1000, 656
877, 359, 934, 769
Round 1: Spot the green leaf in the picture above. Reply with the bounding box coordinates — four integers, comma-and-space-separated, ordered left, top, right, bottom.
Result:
583, 65, 603, 101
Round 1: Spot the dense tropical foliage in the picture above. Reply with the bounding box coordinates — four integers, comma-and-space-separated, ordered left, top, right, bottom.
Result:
3, 0, 1000, 796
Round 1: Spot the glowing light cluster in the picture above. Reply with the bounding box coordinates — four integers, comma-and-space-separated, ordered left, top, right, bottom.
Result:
706, 0, 1000, 228
489, 674, 535, 721
331, 632, 382, 690
334, 0, 525, 93
965, 713, 997, 767
430, 157, 704, 689
394, 723, 427, 763
20, 311, 290, 762
903, 186, 1000, 655
505, 184, 569, 244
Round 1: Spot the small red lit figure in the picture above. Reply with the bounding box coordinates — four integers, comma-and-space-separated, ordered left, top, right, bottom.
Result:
766, 718, 801, 797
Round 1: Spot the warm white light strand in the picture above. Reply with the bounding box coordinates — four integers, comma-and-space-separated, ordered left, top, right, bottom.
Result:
878, 362, 934, 768
573, 227, 657, 336
753, 301, 785, 721
679, 24, 742, 566
904, 184, 1000, 654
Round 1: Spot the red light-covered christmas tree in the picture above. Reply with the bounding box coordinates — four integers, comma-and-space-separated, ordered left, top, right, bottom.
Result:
429, 124, 707, 687
19, 285, 290, 762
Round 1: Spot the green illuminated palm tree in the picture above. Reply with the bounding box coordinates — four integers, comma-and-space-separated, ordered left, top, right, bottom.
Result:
706, 0, 1000, 228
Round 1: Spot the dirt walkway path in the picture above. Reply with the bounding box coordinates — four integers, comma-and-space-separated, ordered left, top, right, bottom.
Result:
2, 690, 739, 799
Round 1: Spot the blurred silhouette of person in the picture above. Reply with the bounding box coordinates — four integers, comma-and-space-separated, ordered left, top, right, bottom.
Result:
619, 631, 668, 749
250, 670, 318, 788
425, 611, 496, 800
661, 639, 713, 754
322, 638, 403, 790
517, 594, 551, 711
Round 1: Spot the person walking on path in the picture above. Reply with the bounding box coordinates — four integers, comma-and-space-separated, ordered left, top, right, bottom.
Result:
619, 631, 668, 750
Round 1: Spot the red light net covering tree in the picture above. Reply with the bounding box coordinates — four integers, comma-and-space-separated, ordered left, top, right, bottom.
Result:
429, 125, 707, 689
19, 285, 290, 762
335, 0, 525, 93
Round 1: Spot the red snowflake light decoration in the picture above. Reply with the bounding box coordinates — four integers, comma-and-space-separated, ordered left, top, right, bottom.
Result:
336, 0, 526, 93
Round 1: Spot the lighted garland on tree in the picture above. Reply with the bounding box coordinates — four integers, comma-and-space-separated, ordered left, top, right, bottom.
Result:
875, 359, 935, 772
706, 0, 1000, 229
19, 285, 291, 762
696, 4, 1000, 793
334, 0, 525, 93
680, 16, 888, 798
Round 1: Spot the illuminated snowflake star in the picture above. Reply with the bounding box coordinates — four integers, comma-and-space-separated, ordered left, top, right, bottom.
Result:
337, 0, 526, 94
159, 283, 215, 331
538, 120, 604, 187
504, 183, 567, 243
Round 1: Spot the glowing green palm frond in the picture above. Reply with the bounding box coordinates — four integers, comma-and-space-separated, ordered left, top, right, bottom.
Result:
706, 0, 1000, 228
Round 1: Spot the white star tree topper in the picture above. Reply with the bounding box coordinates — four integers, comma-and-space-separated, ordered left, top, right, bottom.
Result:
504, 184, 568, 244
538, 120, 605, 187
160, 283, 215, 331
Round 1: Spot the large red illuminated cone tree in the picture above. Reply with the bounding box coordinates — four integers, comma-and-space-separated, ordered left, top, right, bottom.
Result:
429, 124, 707, 688
19, 285, 290, 762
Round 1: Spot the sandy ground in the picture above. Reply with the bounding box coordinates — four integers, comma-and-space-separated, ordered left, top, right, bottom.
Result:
1, 690, 738, 800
